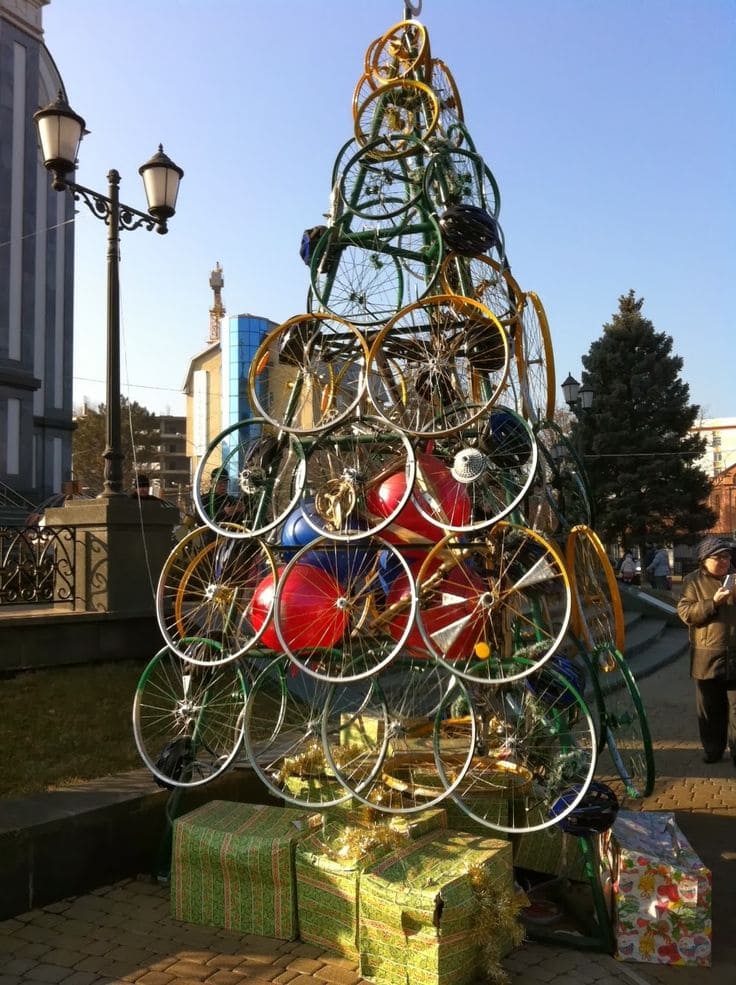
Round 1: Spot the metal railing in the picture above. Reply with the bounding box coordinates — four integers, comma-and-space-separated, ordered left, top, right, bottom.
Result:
0, 525, 75, 607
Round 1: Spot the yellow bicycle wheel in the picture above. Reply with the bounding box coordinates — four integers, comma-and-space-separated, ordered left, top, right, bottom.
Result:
415, 522, 573, 684
566, 524, 625, 653
354, 79, 439, 160
156, 525, 277, 664
439, 253, 523, 333
365, 294, 509, 437
429, 58, 464, 137
247, 312, 369, 434
516, 290, 555, 424
365, 20, 432, 87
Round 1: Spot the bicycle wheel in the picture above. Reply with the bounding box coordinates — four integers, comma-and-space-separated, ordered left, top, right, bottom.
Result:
429, 58, 464, 139
354, 79, 439, 160
193, 419, 305, 538
516, 291, 556, 424
442, 659, 597, 834
339, 137, 424, 222
566, 525, 625, 654
325, 659, 476, 813
591, 644, 655, 799
533, 421, 595, 531
415, 523, 572, 684
273, 536, 417, 683
365, 295, 509, 438
412, 405, 538, 533
300, 416, 417, 540
439, 254, 522, 333
156, 526, 277, 664
424, 146, 501, 218
247, 312, 369, 432
243, 657, 388, 808
310, 221, 404, 327
133, 643, 247, 789
365, 20, 432, 87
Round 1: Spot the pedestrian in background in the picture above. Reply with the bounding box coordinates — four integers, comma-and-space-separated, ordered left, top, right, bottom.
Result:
130, 473, 152, 499
619, 552, 636, 584
646, 545, 671, 589
676, 536, 736, 764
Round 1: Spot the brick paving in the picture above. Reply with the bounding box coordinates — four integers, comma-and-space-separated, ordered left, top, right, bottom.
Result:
1, 651, 734, 985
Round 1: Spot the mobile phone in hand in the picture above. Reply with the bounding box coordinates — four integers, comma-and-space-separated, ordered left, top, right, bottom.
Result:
723, 573, 736, 591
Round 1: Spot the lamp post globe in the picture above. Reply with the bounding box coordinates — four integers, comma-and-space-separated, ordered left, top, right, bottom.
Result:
33, 90, 86, 189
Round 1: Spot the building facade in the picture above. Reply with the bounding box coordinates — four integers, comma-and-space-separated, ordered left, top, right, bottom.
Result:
692, 417, 736, 479
0, 0, 74, 504
183, 265, 276, 490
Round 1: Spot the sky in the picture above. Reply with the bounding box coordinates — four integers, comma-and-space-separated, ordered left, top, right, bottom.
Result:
41, 0, 735, 421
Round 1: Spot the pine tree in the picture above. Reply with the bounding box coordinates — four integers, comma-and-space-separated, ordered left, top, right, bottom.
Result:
578, 290, 714, 553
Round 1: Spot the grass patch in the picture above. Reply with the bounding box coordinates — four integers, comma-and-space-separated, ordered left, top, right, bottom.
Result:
0, 659, 148, 799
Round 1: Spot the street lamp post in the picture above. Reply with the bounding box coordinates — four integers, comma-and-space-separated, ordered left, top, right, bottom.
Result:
561, 372, 594, 460
34, 92, 183, 497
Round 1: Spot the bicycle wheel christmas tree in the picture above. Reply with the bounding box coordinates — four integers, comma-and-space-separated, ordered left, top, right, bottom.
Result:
134, 6, 653, 831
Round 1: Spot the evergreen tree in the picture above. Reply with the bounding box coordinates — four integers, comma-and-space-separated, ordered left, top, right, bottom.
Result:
577, 290, 714, 554
72, 399, 161, 495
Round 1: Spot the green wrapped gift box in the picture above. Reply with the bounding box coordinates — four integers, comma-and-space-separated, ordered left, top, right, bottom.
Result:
513, 825, 589, 882
296, 808, 447, 956
443, 794, 509, 838
359, 830, 514, 985
171, 800, 318, 939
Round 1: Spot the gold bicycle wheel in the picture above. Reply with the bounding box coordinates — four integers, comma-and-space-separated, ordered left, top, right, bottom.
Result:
247, 312, 369, 434
354, 79, 439, 160
415, 522, 572, 684
365, 294, 509, 438
516, 291, 556, 424
566, 524, 625, 653
365, 20, 432, 87
429, 58, 464, 137
156, 525, 277, 664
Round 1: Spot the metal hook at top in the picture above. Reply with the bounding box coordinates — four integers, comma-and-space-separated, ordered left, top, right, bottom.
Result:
404, 0, 422, 19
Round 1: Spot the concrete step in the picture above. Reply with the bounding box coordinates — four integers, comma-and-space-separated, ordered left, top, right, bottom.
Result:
624, 614, 668, 659
626, 623, 689, 681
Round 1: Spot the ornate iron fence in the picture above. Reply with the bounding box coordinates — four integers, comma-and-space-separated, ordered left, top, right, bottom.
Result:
0, 526, 75, 606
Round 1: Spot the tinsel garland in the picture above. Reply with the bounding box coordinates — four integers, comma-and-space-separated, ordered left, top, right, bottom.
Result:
274, 742, 364, 781
469, 864, 526, 985
329, 823, 408, 862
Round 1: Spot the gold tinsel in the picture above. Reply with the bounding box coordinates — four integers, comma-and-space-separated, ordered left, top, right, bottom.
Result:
469, 864, 526, 985
329, 823, 408, 862
275, 742, 365, 782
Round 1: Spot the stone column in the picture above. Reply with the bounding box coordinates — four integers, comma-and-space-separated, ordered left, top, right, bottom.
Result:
44, 498, 176, 613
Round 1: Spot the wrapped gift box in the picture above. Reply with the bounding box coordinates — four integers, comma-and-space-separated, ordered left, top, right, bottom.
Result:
444, 795, 509, 839
359, 830, 514, 985
608, 811, 711, 967
296, 808, 446, 956
513, 825, 589, 881
171, 800, 318, 939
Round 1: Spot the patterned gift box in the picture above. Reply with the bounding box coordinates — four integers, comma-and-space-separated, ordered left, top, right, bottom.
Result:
359, 830, 514, 985
513, 825, 590, 881
608, 811, 711, 967
444, 794, 509, 839
296, 808, 447, 956
171, 800, 318, 939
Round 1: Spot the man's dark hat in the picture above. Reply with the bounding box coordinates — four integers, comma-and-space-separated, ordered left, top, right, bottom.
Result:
135, 473, 150, 488
211, 468, 228, 480
697, 535, 734, 562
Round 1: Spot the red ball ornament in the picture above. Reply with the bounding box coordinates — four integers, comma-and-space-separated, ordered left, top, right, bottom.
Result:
251, 564, 348, 652
366, 453, 471, 542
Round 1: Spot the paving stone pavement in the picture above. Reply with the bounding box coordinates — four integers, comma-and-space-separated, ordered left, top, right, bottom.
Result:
1, 651, 734, 985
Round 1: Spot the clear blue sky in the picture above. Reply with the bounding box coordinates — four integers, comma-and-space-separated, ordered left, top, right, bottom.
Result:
42, 0, 735, 420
